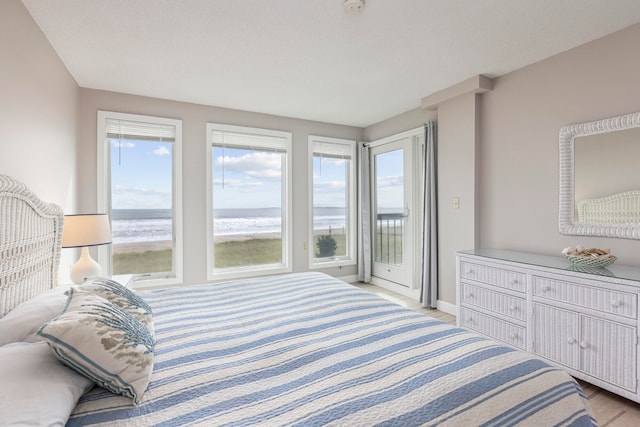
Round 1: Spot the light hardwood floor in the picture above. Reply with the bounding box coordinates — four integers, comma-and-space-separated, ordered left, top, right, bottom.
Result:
353, 282, 640, 427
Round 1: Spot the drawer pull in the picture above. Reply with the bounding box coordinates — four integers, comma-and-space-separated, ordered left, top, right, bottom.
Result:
541, 285, 551, 292
579, 341, 589, 349
611, 299, 622, 308
465, 269, 474, 276
567, 337, 576, 345
510, 333, 518, 341
510, 279, 519, 285
465, 293, 474, 299
509, 304, 517, 311
466, 316, 473, 323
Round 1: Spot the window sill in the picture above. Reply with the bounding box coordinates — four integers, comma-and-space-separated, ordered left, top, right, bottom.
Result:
131, 276, 183, 290
309, 258, 356, 270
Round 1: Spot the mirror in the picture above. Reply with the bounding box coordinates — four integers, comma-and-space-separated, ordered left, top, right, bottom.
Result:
559, 111, 640, 239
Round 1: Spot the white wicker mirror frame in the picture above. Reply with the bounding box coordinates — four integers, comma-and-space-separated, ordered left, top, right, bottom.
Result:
559, 111, 640, 239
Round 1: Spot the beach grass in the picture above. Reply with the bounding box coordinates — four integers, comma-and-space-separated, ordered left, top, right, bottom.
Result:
114, 249, 173, 274
214, 238, 283, 268
112, 232, 350, 274
111, 231, 407, 275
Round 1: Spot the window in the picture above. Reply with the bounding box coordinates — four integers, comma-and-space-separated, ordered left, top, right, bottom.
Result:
308, 135, 356, 267
206, 123, 292, 280
97, 111, 183, 287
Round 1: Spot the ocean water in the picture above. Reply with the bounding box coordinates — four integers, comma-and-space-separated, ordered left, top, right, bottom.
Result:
111, 208, 348, 244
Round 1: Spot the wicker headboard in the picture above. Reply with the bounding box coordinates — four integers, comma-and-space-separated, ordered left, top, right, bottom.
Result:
0, 175, 64, 317
577, 190, 640, 224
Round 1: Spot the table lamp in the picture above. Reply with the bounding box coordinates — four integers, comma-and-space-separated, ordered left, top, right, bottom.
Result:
62, 214, 112, 284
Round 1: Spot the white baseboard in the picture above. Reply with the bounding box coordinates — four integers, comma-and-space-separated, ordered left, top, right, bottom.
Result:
343, 274, 457, 317
437, 300, 456, 316
336, 274, 358, 283
370, 277, 421, 300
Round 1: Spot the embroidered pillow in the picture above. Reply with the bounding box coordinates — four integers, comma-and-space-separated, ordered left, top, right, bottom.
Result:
37, 287, 155, 404
82, 277, 154, 334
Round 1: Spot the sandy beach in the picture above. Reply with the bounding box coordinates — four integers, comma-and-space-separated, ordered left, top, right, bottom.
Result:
113, 240, 172, 254
112, 233, 283, 254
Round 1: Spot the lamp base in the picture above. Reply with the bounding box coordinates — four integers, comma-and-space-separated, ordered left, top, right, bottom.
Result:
70, 246, 101, 284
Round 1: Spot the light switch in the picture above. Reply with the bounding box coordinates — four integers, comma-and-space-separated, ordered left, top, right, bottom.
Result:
453, 197, 460, 209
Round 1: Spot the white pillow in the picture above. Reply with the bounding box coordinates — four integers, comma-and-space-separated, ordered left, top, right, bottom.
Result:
37, 287, 155, 404
0, 286, 68, 346
0, 341, 94, 426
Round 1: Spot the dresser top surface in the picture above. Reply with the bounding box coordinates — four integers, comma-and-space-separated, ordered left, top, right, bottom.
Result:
459, 248, 640, 283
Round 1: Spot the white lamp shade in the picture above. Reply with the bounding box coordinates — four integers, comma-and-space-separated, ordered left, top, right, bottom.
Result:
62, 214, 112, 248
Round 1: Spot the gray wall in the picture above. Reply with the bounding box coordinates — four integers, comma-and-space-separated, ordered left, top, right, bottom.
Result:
0, 0, 79, 283
0, 0, 78, 210
365, 107, 436, 142
4, 0, 640, 299
364, 98, 480, 307
435, 94, 479, 305
77, 89, 363, 286
364, 23, 640, 306
479, 23, 640, 267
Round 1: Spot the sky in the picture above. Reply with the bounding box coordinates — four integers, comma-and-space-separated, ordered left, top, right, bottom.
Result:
211, 146, 356, 210
110, 139, 173, 209
313, 156, 347, 208
375, 149, 404, 210
109, 139, 404, 212
212, 147, 283, 210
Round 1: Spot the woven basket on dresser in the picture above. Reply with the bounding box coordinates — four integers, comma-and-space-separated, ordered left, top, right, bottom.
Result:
565, 254, 617, 268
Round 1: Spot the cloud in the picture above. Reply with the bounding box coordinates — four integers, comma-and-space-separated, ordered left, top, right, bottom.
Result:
374, 175, 404, 209
212, 178, 263, 190
376, 175, 403, 188
111, 141, 135, 149
111, 185, 172, 209
153, 146, 170, 156
313, 181, 346, 193
317, 157, 345, 166
215, 152, 282, 181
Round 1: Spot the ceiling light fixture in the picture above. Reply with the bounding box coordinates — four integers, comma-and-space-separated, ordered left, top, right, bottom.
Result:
343, 0, 364, 14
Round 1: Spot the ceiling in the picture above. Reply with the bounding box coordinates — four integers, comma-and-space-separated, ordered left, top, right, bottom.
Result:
21, 0, 640, 127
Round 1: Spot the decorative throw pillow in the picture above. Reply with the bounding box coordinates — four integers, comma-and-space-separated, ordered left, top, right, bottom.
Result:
82, 277, 154, 334
37, 287, 155, 404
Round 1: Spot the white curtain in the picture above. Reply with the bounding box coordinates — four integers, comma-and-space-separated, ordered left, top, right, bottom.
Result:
357, 143, 372, 283
420, 122, 438, 308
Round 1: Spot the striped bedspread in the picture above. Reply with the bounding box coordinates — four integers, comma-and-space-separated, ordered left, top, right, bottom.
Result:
68, 272, 596, 426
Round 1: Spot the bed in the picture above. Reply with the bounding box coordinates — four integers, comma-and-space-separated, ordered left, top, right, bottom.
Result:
0, 174, 597, 426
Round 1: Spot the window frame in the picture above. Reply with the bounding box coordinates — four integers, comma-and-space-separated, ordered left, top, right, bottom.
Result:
96, 111, 183, 288
308, 135, 357, 269
206, 123, 293, 281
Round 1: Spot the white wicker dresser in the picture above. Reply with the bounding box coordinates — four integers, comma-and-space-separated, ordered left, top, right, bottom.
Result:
457, 249, 640, 403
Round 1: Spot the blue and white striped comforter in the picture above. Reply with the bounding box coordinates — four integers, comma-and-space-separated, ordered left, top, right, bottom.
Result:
68, 272, 596, 426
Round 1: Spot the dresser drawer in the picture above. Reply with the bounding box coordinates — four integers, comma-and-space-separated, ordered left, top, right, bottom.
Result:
533, 276, 637, 319
460, 307, 526, 350
461, 283, 526, 321
460, 261, 526, 293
